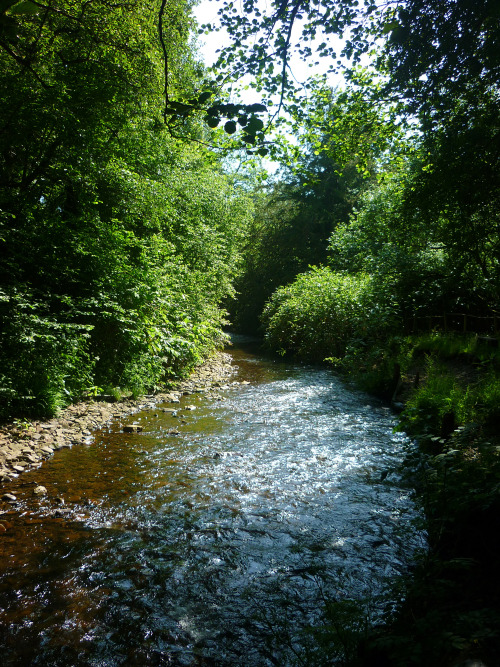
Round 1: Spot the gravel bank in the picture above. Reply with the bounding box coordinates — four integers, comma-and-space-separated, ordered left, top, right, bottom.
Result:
1, 352, 236, 488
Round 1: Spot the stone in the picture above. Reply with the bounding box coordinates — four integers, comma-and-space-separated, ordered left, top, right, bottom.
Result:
33, 485, 48, 496
0, 350, 235, 484
22, 453, 40, 464
123, 424, 143, 433
2, 493, 17, 502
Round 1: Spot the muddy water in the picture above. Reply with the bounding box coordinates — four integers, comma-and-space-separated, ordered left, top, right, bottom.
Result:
0, 340, 424, 666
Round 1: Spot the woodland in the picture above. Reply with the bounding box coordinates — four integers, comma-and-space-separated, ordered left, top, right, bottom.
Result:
1, 0, 500, 664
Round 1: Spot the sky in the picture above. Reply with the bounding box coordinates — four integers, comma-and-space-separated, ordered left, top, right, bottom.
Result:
192, 0, 346, 102
192, 0, 227, 68
191, 0, 349, 174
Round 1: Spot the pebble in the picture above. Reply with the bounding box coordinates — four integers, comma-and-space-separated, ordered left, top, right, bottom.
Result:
33, 485, 48, 496
0, 352, 236, 493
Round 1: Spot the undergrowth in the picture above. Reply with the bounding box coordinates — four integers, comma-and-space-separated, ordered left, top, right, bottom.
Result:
336, 333, 500, 666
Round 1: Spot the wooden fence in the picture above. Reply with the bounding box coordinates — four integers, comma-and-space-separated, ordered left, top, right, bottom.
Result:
404, 313, 500, 336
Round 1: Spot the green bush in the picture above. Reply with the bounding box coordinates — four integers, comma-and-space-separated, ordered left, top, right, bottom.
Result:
412, 332, 500, 364
0, 291, 94, 418
261, 266, 399, 361
398, 359, 462, 441
399, 348, 500, 444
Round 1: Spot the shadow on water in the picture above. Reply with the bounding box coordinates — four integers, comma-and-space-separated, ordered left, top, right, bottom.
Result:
0, 341, 424, 666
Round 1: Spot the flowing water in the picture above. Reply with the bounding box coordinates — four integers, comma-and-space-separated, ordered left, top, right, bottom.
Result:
0, 339, 424, 666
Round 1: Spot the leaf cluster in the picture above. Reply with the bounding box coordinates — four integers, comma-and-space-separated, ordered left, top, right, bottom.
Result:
0, 0, 253, 418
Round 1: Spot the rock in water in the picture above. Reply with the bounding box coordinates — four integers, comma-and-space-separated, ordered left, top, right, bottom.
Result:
123, 424, 143, 433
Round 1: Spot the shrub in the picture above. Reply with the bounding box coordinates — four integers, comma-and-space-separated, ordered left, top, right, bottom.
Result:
261, 266, 399, 362
0, 290, 94, 418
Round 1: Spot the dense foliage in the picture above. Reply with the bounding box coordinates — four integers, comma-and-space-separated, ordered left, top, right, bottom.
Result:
230, 157, 363, 332
0, 0, 252, 418
261, 267, 396, 361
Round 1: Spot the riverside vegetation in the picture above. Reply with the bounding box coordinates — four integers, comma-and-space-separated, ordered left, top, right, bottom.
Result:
1, 0, 500, 665
0, 0, 253, 421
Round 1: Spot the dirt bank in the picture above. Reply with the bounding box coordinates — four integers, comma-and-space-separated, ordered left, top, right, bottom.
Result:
1, 352, 237, 487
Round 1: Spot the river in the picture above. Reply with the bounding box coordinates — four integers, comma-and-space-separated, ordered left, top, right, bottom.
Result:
0, 338, 424, 666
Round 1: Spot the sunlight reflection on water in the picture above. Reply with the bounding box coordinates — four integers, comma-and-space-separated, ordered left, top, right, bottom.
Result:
0, 341, 425, 666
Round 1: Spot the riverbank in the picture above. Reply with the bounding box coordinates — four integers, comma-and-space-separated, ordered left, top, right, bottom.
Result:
0, 338, 423, 666
344, 334, 500, 667
0, 352, 236, 488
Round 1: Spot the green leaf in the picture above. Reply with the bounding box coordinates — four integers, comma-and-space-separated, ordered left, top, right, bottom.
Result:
245, 103, 267, 113
224, 120, 237, 134
197, 91, 213, 104
382, 20, 399, 35
206, 115, 220, 128
8, 0, 39, 14
246, 116, 264, 133
166, 101, 193, 114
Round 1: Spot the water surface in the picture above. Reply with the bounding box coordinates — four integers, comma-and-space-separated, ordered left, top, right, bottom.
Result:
0, 340, 423, 665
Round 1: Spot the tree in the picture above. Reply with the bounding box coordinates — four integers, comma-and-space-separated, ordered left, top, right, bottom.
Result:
0, 0, 253, 418
191, 0, 500, 158
398, 88, 500, 313
204, 0, 380, 104
382, 0, 500, 116
230, 149, 365, 332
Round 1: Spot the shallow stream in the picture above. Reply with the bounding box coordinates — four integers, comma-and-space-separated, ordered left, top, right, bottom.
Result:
0, 338, 424, 665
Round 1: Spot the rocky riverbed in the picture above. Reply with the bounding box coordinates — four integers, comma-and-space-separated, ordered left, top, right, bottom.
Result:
0, 352, 237, 491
